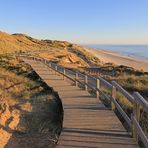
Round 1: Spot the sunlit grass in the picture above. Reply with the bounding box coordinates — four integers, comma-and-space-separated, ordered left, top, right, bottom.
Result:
0, 55, 63, 146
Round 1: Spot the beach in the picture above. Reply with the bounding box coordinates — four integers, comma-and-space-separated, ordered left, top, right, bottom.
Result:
87, 48, 148, 72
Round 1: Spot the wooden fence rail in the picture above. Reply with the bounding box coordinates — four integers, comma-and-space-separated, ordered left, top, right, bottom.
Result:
19, 55, 148, 148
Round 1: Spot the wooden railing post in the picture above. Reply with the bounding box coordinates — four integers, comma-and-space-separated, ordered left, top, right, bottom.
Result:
63, 68, 66, 80
111, 85, 116, 111
96, 79, 100, 99
75, 72, 78, 87
85, 75, 88, 91
48, 63, 51, 72
55, 65, 57, 74
132, 93, 140, 141
48, 63, 51, 67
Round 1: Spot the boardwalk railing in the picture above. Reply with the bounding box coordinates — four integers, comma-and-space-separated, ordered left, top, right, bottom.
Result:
20, 55, 148, 148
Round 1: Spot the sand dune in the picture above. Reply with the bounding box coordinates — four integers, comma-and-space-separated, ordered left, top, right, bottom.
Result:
86, 48, 148, 72
1, 31, 147, 72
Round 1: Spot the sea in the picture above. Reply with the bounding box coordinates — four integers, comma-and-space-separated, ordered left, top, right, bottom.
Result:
85, 44, 148, 61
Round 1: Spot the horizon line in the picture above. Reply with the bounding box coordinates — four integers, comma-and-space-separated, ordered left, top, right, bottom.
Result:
1, 30, 148, 45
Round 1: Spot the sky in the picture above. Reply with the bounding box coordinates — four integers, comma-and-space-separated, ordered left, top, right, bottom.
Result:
0, 0, 148, 44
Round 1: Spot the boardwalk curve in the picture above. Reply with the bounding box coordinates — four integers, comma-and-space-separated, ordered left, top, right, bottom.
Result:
21, 57, 142, 148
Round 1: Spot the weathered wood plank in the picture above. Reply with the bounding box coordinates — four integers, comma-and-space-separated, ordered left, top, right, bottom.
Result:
23, 59, 139, 148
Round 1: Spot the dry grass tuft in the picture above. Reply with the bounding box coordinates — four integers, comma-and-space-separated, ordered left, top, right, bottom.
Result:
0, 55, 63, 147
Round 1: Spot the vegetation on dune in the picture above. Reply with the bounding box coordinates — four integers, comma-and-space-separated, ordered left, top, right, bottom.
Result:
89, 66, 148, 136
110, 74, 148, 137
68, 44, 101, 65
36, 41, 101, 68
0, 31, 101, 68
38, 49, 90, 68
0, 31, 147, 143
93, 64, 148, 99
0, 54, 63, 147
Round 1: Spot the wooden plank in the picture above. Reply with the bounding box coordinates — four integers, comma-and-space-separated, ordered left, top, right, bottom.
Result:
57, 138, 139, 148
96, 79, 100, 98
22, 58, 139, 148
111, 85, 116, 111
59, 133, 137, 144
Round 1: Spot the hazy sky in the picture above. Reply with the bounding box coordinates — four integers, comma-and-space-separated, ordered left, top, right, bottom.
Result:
0, 0, 148, 44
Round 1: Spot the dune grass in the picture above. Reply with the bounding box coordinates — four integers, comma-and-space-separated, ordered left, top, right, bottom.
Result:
0, 54, 63, 147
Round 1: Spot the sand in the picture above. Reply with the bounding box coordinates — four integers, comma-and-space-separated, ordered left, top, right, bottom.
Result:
86, 48, 148, 72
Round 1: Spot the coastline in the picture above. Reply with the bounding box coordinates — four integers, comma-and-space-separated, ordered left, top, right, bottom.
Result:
86, 48, 148, 72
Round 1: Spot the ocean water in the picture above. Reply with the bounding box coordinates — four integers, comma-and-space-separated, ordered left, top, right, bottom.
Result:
86, 44, 148, 61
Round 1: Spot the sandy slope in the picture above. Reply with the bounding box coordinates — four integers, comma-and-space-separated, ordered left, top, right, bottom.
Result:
1, 31, 147, 71
86, 48, 148, 72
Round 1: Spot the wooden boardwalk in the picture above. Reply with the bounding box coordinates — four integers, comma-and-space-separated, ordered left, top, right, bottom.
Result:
23, 59, 139, 148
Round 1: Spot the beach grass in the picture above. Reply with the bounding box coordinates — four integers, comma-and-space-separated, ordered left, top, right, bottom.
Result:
0, 54, 63, 147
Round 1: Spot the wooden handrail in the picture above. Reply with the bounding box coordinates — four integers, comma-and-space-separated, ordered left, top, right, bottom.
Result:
132, 116, 148, 148
133, 92, 148, 114
98, 76, 112, 89
132, 92, 148, 146
20, 55, 148, 147
47, 62, 111, 102
112, 81, 134, 103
